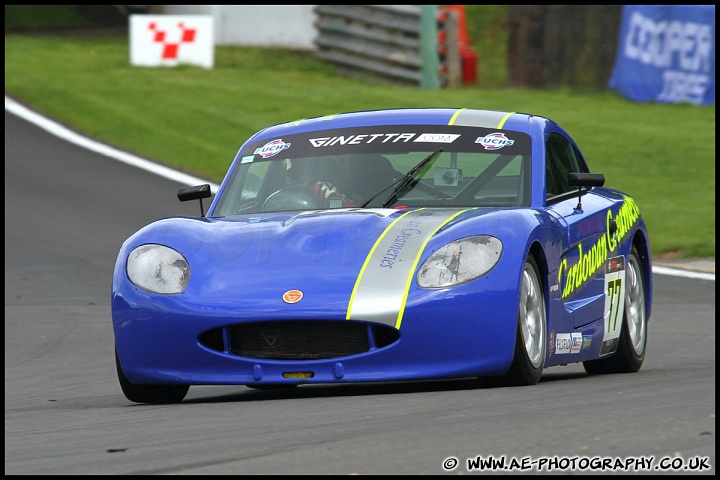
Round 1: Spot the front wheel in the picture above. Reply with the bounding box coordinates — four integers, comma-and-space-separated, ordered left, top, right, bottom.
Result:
583, 246, 648, 375
115, 348, 189, 404
482, 255, 546, 386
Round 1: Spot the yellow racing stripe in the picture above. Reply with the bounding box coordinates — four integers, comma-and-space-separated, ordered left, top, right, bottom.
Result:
394, 209, 473, 329
346, 209, 418, 320
448, 108, 465, 125
496, 112, 514, 129
346, 208, 475, 329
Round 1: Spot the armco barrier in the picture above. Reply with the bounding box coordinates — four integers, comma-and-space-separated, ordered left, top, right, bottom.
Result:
313, 5, 475, 88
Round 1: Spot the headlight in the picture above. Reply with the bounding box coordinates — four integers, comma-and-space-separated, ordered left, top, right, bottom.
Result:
417, 235, 502, 288
126, 244, 190, 294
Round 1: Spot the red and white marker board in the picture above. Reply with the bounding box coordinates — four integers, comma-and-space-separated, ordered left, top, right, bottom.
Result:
130, 15, 214, 69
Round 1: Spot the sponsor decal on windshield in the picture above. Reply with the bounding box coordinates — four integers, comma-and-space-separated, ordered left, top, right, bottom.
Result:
310, 133, 415, 147
254, 139, 291, 158
413, 133, 461, 143
309, 132, 460, 148
475, 132, 515, 150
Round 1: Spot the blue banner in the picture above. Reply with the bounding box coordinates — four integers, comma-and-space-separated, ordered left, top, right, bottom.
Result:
609, 5, 715, 105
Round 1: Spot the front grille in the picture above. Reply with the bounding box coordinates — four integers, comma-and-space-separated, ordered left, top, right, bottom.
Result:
199, 320, 399, 360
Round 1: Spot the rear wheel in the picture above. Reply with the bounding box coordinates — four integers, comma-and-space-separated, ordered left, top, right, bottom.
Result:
115, 348, 189, 404
482, 255, 546, 386
583, 246, 647, 374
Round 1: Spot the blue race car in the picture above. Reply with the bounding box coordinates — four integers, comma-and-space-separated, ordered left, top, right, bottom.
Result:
112, 108, 652, 404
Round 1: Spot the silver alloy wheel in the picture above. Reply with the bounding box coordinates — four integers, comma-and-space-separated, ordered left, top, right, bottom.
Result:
520, 262, 545, 368
625, 253, 647, 356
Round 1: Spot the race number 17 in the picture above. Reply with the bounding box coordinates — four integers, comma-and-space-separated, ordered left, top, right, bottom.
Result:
600, 256, 626, 354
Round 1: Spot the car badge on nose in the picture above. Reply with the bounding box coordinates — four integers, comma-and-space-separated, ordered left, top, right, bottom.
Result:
282, 289, 303, 304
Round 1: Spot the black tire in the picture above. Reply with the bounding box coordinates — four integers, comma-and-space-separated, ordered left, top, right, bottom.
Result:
483, 255, 546, 386
583, 246, 648, 375
115, 348, 189, 404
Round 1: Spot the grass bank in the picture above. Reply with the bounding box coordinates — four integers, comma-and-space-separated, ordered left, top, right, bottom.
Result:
4, 7, 715, 258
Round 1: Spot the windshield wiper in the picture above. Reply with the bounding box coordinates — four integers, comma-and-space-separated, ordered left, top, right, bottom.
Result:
374, 148, 443, 208
359, 149, 443, 208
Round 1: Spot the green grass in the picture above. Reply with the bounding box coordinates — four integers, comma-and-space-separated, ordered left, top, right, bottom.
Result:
4, 7, 715, 258
4, 5, 93, 29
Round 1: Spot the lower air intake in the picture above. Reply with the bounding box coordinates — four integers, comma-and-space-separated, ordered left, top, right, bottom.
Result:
200, 320, 399, 360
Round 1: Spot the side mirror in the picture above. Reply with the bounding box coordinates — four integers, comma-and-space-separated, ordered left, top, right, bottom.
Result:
568, 172, 605, 187
567, 173, 604, 211
177, 184, 212, 217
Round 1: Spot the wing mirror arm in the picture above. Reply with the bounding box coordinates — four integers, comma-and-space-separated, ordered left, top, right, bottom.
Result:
567, 173, 605, 212
177, 184, 212, 217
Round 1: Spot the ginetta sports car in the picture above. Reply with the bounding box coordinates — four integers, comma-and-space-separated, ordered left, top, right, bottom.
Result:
112, 108, 652, 404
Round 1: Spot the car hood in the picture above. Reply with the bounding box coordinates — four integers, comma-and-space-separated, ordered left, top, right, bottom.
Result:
120, 207, 525, 318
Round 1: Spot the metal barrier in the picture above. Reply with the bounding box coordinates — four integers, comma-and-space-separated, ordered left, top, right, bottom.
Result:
313, 5, 465, 89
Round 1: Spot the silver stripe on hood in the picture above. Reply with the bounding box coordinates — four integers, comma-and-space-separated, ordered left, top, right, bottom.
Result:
346, 208, 470, 329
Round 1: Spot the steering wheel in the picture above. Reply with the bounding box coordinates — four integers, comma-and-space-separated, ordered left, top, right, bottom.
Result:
261, 184, 321, 211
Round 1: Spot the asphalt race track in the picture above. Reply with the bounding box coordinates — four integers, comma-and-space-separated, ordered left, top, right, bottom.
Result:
4, 102, 715, 475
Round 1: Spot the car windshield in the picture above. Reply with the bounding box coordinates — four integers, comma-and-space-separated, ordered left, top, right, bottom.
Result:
213, 124, 532, 216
